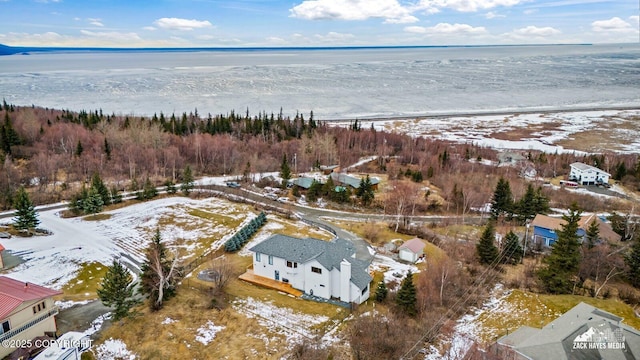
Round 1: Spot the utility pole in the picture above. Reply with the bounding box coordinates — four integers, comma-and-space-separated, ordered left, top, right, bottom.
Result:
522, 221, 530, 263
294, 153, 297, 175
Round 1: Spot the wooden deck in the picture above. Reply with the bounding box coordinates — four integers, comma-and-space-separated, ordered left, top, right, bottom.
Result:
239, 269, 303, 297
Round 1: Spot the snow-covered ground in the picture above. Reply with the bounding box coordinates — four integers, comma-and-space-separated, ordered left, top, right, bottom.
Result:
1, 196, 254, 289
232, 296, 341, 351
334, 110, 640, 154
370, 253, 420, 284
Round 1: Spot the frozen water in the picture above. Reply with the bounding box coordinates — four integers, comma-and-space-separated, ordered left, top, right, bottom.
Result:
0, 44, 638, 120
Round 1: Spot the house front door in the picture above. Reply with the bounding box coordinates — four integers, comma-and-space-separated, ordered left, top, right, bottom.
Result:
275, 270, 280, 281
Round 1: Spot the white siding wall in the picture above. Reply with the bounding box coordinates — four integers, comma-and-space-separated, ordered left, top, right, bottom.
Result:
399, 248, 417, 263
303, 259, 331, 299
330, 268, 341, 299
252, 253, 306, 291
570, 166, 610, 185
350, 282, 370, 304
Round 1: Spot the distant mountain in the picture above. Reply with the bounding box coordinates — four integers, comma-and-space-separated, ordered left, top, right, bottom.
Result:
0, 44, 18, 55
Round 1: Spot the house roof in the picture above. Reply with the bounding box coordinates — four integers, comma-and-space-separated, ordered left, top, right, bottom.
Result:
249, 234, 372, 290
498, 302, 640, 360
398, 238, 425, 254
0, 276, 62, 319
570, 162, 611, 177
290, 177, 318, 189
329, 173, 380, 189
531, 214, 621, 242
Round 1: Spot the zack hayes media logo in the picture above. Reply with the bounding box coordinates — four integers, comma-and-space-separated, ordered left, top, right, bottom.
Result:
572, 326, 626, 350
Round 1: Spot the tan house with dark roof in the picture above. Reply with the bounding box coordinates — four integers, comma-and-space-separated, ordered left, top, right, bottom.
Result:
0, 276, 62, 358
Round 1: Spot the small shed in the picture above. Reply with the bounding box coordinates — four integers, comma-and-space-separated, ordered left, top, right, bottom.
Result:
398, 238, 425, 263
0, 243, 4, 268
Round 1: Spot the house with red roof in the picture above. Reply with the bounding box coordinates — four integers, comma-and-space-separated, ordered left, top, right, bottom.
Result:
0, 276, 62, 359
398, 238, 426, 263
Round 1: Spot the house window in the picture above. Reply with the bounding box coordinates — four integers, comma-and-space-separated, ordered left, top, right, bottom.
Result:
256, 253, 261, 262
268, 255, 273, 265
0, 320, 9, 334
41, 301, 46, 309
33, 306, 37, 314
286, 261, 298, 268
311, 266, 322, 274
362, 285, 368, 295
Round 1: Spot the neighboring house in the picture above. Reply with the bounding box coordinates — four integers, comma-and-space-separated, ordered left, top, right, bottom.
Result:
329, 173, 380, 191
494, 302, 640, 360
531, 213, 621, 248
0, 276, 62, 359
569, 162, 611, 185
319, 165, 340, 175
249, 234, 372, 304
497, 151, 526, 165
290, 176, 319, 190
398, 238, 426, 263
0, 243, 5, 269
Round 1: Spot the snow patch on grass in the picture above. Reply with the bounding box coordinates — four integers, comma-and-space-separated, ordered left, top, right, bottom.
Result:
194, 320, 226, 345
232, 296, 330, 347
95, 338, 137, 360
370, 253, 419, 283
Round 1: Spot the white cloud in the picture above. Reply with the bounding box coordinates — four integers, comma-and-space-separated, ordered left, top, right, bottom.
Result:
591, 17, 633, 32
79, 30, 142, 42
523, 9, 537, 15
314, 31, 355, 42
153, 17, 213, 31
88, 18, 104, 27
143, 26, 156, 31
404, 23, 487, 35
630, 15, 639, 25
510, 25, 561, 37
266, 36, 287, 44
290, 0, 418, 24
485, 11, 505, 19
417, 0, 525, 13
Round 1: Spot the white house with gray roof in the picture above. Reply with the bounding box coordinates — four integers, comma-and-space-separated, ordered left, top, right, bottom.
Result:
569, 162, 610, 185
249, 234, 372, 304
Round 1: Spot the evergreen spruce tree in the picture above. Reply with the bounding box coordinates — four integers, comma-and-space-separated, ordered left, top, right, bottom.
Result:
110, 186, 122, 204
75, 140, 83, 157
81, 187, 104, 214
374, 281, 388, 302
180, 165, 194, 196
625, 239, 640, 288
516, 183, 537, 223
490, 177, 514, 220
533, 186, 550, 215
165, 180, 177, 194
356, 175, 375, 206
142, 177, 158, 199
476, 221, 499, 265
97, 260, 137, 321
91, 173, 111, 205
280, 154, 291, 188
103, 138, 111, 161
396, 271, 417, 316
501, 231, 523, 265
13, 186, 39, 231
538, 204, 582, 294
585, 219, 600, 249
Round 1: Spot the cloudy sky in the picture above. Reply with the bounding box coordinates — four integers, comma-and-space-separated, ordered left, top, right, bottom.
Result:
0, 0, 638, 47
